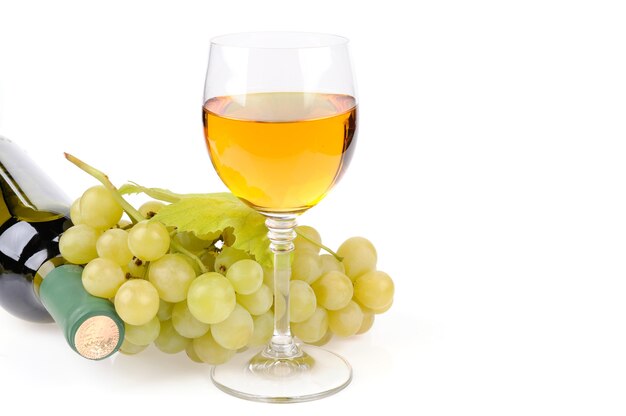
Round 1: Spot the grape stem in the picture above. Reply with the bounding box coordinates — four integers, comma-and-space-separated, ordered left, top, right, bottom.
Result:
295, 230, 343, 261
64, 153, 144, 223
64, 152, 208, 273
168, 230, 208, 274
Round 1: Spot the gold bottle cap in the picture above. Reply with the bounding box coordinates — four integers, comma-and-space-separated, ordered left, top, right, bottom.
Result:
74, 316, 120, 360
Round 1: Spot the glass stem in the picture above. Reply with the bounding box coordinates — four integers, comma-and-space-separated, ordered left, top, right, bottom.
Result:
265, 216, 300, 359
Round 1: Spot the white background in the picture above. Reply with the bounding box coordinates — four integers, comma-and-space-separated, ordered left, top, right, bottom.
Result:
1, 0, 625, 414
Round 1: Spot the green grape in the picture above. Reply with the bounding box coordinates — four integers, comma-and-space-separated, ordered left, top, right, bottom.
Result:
336, 237, 377, 280
79, 185, 123, 230
120, 264, 130, 279
119, 339, 148, 355
309, 330, 333, 346
127, 220, 170, 261
125, 316, 160, 345
311, 271, 353, 311
292, 306, 328, 343
291, 251, 323, 284
248, 311, 273, 347
320, 254, 345, 274
114, 279, 160, 325
214, 246, 250, 275
210, 304, 254, 350
226, 259, 263, 295
156, 299, 174, 321
154, 319, 190, 354
353, 270, 395, 312
181, 255, 203, 276
378, 299, 394, 314
96, 228, 134, 266
294, 225, 322, 253
187, 272, 236, 324
117, 219, 132, 228
171, 301, 210, 338
127, 258, 147, 279
193, 332, 235, 365
82, 258, 126, 298
289, 280, 317, 323
359, 298, 394, 314
59, 224, 100, 264
357, 312, 375, 335
185, 342, 203, 363
328, 300, 363, 337
138, 200, 166, 218
237, 284, 273, 316
70, 198, 82, 225
148, 254, 196, 302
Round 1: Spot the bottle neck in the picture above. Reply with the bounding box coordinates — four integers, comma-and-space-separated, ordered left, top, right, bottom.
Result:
0, 164, 66, 223
0, 137, 71, 324
0, 137, 69, 222
33, 257, 69, 299
0, 139, 72, 296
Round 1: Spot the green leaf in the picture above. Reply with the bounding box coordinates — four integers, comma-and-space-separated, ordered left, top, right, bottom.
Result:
118, 182, 207, 203
153, 194, 272, 267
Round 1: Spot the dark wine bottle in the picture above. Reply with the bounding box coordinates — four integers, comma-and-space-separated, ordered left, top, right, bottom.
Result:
0, 136, 124, 359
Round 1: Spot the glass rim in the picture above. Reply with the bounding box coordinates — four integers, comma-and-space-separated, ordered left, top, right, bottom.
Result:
210, 31, 350, 50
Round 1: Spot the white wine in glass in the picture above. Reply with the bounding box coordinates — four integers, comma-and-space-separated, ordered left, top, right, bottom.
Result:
204, 92, 357, 213
203, 32, 358, 402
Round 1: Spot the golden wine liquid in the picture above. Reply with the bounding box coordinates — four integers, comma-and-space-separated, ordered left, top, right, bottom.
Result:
203, 92, 357, 214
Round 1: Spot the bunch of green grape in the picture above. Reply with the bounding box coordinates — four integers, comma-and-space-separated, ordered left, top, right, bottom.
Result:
59, 185, 395, 364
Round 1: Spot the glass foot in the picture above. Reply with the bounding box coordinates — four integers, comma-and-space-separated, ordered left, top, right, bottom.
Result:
211, 345, 352, 403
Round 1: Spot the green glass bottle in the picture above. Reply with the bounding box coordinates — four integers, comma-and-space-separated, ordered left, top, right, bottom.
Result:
0, 136, 124, 359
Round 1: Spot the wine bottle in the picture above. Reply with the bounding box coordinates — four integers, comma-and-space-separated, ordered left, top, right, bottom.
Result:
0, 136, 124, 359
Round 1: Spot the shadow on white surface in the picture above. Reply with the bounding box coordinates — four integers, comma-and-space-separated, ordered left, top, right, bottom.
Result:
0, 309, 423, 410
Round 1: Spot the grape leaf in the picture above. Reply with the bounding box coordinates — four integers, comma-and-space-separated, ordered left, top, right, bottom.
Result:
118, 182, 201, 203
153, 194, 272, 267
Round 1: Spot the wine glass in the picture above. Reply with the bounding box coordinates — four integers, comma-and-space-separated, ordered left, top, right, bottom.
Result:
202, 32, 358, 402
